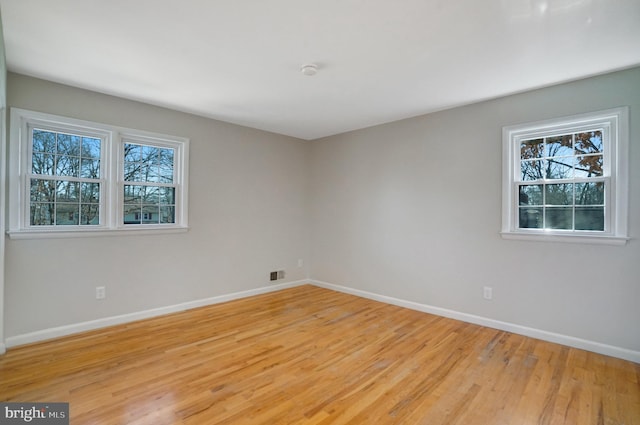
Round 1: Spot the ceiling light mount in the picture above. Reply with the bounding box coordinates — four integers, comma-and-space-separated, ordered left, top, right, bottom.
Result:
300, 63, 318, 76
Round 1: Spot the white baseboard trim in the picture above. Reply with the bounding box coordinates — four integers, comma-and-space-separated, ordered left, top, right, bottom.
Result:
0, 342, 6, 355
5, 280, 308, 349
310, 280, 640, 364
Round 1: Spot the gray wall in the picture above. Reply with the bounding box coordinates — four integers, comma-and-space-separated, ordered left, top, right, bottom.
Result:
310, 67, 640, 353
5, 73, 310, 338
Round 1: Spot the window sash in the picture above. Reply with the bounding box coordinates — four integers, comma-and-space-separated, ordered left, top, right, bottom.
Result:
516, 177, 608, 232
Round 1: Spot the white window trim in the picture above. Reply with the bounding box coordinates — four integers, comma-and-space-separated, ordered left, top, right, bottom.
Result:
501, 107, 629, 245
7, 108, 189, 239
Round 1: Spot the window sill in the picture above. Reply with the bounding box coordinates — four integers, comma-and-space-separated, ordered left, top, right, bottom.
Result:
500, 231, 629, 246
7, 226, 189, 240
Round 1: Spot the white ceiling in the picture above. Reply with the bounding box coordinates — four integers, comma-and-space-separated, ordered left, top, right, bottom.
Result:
1, 0, 639, 140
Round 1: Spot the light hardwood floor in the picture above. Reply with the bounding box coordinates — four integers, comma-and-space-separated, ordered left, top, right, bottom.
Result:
1, 285, 638, 424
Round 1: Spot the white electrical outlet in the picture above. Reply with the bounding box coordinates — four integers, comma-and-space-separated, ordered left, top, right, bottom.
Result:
483, 286, 493, 300
96, 286, 106, 300
297, 259, 304, 268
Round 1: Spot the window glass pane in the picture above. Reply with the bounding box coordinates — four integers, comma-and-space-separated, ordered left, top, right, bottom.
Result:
545, 135, 573, 157
575, 155, 603, 178
159, 167, 174, 183
519, 185, 543, 205
545, 207, 573, 229
142, 145, 159, 162
145, 164, 160, 183
159, 187, 175, 204
81, 158, 100, 179
545, 184, 573, 205
32, 153, 55, 175
141, 205, 160, 224
138, 163, 154, 181
56, 203, 79, 225
123, 185, 143, 204
142, 186, 159, 205
159, 148, 174, 167
30, 203, 55, 225
56, 155, 80, 177
123, 162, 141, 182
574, 131, 603, 154
81, 183, 100, 204
33, 130, 56, 153
575, 182, 604, 205
56, 133, 80, 156
545, 157, 573, 179
30, 179, 56, 202
81, 137, 101, 159
521, 159, 543, 181
520, 138, 544, 160
124, 143, 142, 162
56, 181, 79, 202
160, 206, 175, 224
519, 207, 543, 229
80, 204, 100, 225
124, 204, 141, 224
575, 206, 604, 231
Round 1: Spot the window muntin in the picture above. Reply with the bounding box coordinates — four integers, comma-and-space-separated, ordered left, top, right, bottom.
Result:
9, 108, 189, 238
501, 107, 628, 245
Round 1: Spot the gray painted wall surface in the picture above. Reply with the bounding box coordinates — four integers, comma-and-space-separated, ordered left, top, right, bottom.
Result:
310, 67, 640, 352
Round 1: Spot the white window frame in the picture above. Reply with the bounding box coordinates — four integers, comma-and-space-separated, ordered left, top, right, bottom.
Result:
8, 108, 189, 239
501, 107, 629, 245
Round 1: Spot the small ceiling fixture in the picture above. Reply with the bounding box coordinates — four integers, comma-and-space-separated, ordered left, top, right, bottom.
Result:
300, 63, 318, 76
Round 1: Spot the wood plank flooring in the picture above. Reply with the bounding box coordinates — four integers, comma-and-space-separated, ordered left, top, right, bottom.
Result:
1, 285, 638, 424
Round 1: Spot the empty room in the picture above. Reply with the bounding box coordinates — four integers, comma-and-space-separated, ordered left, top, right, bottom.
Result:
0, 1, 639, 424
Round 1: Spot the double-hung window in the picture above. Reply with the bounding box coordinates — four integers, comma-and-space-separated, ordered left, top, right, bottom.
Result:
9, 108, 189, 238
122, 138, 178, 225
29, 126, 104, 227
501, 107, 628, 245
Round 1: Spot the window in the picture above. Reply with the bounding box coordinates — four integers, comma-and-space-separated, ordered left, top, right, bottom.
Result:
8, 108, 189, 238
122, 140, 177, 225
501, 107, 628, 245
29, 128, 103, 226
